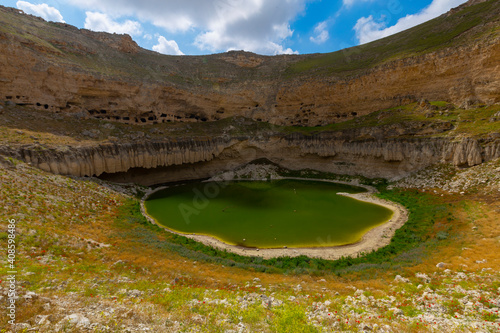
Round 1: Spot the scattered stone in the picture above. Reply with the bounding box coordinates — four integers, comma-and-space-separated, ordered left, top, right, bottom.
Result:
36, 314, 52, 325
118, 289, 144, 298
84, 238, 111, 249
210, 163, 280, 182
354, 289, 364, 296
416, 273, 431, 283
490, 112, 500, 122
81, 129, 101, 138
14, 323, 30, 330
436, 262, 448, 268
362, 324, 373, 331
149, 128, 162, 134
394, 275, 410, 283
390, 307, 404, 316
62, 313, 90, 327
23, 291, 38, 300
418, 98, 431, 108
102, 123, 115, 130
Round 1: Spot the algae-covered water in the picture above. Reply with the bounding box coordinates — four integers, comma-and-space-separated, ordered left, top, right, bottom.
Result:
144, 179, 393, 248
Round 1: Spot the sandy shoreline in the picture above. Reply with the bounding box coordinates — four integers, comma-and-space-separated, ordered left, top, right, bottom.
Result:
140, 178, 408, 260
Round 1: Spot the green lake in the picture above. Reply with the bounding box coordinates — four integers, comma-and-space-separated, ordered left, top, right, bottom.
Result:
144, 179, 393, 248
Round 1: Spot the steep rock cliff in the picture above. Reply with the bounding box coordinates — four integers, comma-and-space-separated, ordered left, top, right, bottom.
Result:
0, 0, 498, 126
2, 136, 498, 185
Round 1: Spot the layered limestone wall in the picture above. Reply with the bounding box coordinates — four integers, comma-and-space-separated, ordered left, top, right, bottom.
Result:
2, 136, 499, 185
273, 41, 500, 126
0, 4, 499, 127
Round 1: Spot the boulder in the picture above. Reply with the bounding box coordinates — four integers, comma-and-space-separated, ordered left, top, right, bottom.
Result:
62, 313, 90, 327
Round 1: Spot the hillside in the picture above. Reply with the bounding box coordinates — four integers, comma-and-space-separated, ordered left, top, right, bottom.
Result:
0, 0, 499, 126
0, 157, 499, 332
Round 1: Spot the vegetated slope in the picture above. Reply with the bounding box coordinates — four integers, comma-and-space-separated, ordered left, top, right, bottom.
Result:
1, 156, 499, 332
0, 0, 498, 127
285, 0, 500, 77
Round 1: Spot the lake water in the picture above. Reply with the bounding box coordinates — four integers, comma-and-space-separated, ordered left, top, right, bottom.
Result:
144, 179, 393, 248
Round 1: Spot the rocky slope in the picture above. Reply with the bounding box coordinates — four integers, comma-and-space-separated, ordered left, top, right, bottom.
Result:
1, 158, 499, 332
0, 0, 499, 127
0, 0, 499, 184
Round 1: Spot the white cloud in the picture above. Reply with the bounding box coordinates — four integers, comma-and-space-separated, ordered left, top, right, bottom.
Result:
152, 36, 184, 55
66, 0, 308, 55
84, 12, 142, 36
343, 0, 374, 8
310, 21, 329, 44
354, 0, 468, 44
16, 1, 64, 22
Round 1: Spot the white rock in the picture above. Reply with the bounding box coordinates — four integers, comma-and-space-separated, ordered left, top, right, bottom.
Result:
354, 289, 364, 296
415, 272, 431, 283
36, 315, 51, 325
394, 275, 410, 283
63, 313, 90, 327
389, 307, 404, 316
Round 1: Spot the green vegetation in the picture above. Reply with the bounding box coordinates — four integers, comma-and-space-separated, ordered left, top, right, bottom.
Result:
270, 304, 319, 332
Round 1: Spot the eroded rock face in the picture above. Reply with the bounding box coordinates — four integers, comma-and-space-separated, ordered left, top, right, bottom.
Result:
0, 2, 499, 183
3, 136, 498, 185
0, 3, 499, 127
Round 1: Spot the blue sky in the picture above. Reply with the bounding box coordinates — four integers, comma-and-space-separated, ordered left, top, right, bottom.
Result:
1, 0, 468, 55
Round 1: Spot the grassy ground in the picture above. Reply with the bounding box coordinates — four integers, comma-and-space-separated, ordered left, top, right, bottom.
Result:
0, 158, 499, 332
